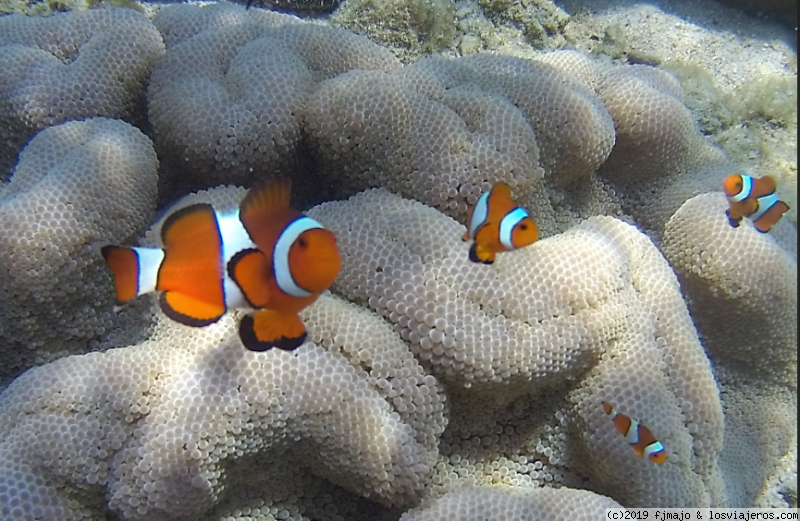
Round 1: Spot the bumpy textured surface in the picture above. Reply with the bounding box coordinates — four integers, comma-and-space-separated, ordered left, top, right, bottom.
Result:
399, 485, 623, 520
0, 118, 159, 385
592, 62, 736, 240
663, 193, 797, 507
598, 64, 703, 184
662, 192, 797, 388
0, 7, 796, 517
0, 8, 164, 179
151, 1, 302, 48
0, 285, 446, 520
309, 189, 725, 506
148, 2, 400, 194
304, 52, 615, 230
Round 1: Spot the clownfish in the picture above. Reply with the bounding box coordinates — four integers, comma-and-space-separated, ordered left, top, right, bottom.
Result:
602, 401, 666, 464
462, 182, 538, 264
723, 173, 789, 233
100, 178, 341, 352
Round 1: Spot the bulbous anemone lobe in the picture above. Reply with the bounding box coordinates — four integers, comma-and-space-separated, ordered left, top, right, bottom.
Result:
148, 3, 400, 193
0, 118, 158, 383
0, 8, 164, 178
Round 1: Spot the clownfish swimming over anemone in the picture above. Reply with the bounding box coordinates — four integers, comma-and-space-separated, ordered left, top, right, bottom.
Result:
602, 401, 666, 464
462, 182, 538, 264
723, 173, 789, 233
100, 178, 341, 352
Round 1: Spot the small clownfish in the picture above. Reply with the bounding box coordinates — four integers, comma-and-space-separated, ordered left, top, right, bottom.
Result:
602, 401, 666, 464
723, 173, 789, 233
462, 182, 538, 264
101, 178, 341, 352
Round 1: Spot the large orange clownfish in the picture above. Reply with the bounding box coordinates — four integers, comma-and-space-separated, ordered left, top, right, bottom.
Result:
462, 182, 538, 264
101, 178, 341, 352
602, 401, 666, 464
723, 173, 789, 233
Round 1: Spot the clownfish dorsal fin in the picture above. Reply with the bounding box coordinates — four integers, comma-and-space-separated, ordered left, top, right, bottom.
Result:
755, 175, 777, 193
490, 181, 512, 200
240, 177, 292, 222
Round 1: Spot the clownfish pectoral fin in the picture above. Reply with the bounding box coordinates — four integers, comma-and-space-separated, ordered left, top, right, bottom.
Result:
228, 248, 271, 308
468, 242, 495, 264
101, 245, 165, 304
725, 209, 741, 228
238, 310, 307, 352
159, 291, 225, 327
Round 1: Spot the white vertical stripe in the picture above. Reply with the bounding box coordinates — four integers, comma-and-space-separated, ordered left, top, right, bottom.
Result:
749, 192, 779, 223
468, 191, 490, 239
625, 420, 641, 445
644, 441, 665, 459
132, 247, 165, 295
273, 216, 323, 298
498, 207, 529, 250
217, 209, 257, 309
729, 175, 752, 203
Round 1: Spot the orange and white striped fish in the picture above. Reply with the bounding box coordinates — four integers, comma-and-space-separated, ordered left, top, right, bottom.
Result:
602, 401, 666, 464
462, 182, 538, 264
723, 173, 789, 233
101, 178, 341, 352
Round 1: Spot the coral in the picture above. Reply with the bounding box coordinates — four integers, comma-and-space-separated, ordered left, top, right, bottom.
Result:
304, 52, 615, 237
0, 2, 796, 517
399, 485, 623, 520
0, 286, 446, 520
148, 2, 400, 195
662, 192, 796, 387
308, 188, 725, 506
591, 61, 737, 240
0, 7, 164, 179
0, 118, 158, 385
662, 192, 797, 506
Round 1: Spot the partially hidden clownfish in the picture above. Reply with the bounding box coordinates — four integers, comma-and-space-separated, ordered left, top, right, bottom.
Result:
462, 182, 538, 264
723, 173, 789, 233
100, 178, 341, 352
602, 401, 666, 464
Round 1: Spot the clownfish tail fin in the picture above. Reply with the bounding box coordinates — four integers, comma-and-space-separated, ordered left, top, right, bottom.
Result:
239, 310, 307, 352
101, 245, 165, 304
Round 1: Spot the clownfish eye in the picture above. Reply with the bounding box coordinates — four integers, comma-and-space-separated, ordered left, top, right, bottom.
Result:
297, 237, 308, 248
519, 224, 528, 230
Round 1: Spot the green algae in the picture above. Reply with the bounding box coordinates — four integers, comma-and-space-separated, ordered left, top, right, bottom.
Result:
331, 0, 455, 60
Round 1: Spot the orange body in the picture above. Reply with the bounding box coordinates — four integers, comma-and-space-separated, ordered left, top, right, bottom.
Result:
102, 179, 341, 351
602, 401, 666, 464
723, 174, 789, 233
462, 182, 538, 264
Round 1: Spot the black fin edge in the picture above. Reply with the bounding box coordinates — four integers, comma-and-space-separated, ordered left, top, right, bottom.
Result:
160, 203, 217, 246
227, 248, 264, 308
468, 242, 493, 265
239, 314, 307, 352
158, 292, 222, 328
